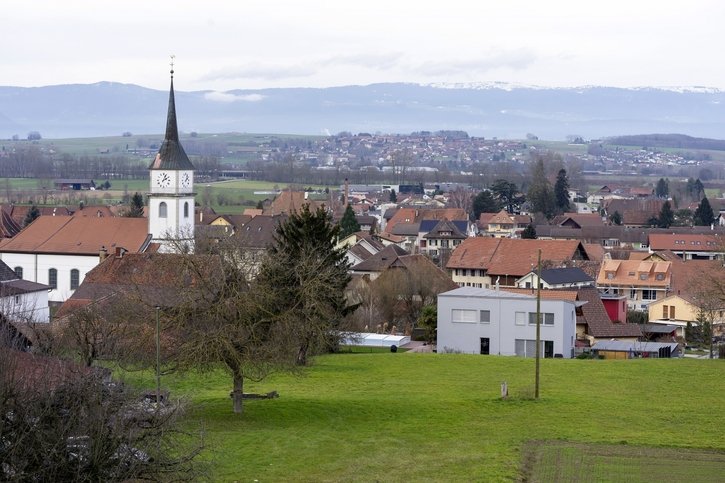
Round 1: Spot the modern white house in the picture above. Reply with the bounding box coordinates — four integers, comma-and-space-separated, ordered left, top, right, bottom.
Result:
437, 287, 579, 358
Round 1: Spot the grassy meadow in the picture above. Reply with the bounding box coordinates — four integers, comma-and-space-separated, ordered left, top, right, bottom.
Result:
118, 353, 725, 482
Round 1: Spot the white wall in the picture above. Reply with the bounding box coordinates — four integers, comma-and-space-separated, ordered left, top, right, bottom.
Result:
0, 290, 50, 323
0, 252, 98, 303
437, 287, 576, 358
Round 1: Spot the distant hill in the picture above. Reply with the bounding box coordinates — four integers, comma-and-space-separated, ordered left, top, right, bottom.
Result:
2, 82, 725, 140
603, 133, 725, 150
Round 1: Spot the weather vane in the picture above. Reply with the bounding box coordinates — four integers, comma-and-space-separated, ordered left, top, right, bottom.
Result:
170, 54, 175, 76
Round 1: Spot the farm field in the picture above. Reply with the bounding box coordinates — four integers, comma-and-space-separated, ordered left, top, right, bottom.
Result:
118, 353, 725, 482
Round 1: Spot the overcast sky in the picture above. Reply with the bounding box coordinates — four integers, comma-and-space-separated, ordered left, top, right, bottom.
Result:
4, 0, 725, 92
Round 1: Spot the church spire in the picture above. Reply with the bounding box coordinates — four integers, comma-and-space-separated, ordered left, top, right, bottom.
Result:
149, 57, 195, 170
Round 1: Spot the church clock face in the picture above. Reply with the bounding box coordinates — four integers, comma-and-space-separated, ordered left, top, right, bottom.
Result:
181, 172, 191, 188
155, 172, 171, 188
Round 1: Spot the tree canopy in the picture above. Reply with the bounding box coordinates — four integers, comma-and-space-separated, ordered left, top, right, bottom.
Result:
693, 197, 715, 226
490, 179, 525, 214
527, 159, 556, 219
554, 168, 571, 212
338, 204, 361, 238
472, 190, 500, 220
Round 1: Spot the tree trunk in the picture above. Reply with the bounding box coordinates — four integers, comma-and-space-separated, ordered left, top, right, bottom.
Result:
296, 342, 309, 366
232, 370, 244, 414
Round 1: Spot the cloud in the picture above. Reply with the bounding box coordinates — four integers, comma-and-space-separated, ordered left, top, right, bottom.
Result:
200, 52, 405, 83
201, 63, 317, 82
413, 49, 537, 76
203, 91, 266, 103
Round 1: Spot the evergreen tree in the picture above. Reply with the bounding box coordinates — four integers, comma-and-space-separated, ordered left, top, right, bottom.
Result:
610, 210, 622, 226
521, 224, 537, 239
23, 205, 40, 227
338, 204, 361, 238
527, 159, 556, 219
389, 189, 397, 203
124, 192, 145, 217
472, 190, 500, 220
655, 178, 669, 198
554, 168, 571, 212
490, 179, 525, 214
693, 197, 715, 226
258, 205, 352, 366
657, 200, 674, 228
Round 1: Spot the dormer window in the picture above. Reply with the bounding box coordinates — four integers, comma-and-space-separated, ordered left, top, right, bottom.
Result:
639, 273, 647, 280
606, 272, 614, 280
655, 273, 665, 281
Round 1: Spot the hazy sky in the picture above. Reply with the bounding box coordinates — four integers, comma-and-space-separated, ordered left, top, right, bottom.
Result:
4, 0, 725, 92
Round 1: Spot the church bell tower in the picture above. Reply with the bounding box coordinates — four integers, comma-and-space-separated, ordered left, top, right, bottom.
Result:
148, 59, 196, 253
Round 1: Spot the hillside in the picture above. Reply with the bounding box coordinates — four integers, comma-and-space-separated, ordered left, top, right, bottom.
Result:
3, 82, 725, 140
605, 133, 725, 150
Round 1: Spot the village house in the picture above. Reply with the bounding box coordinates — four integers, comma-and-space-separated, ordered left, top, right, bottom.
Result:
515, 267, 594, 290
437, 286, 578, 358
596, 259, 672, 311
446, 238, 589, 288
0, 259, 50, 323
478, 209, 531, 237
648, 233, 723, 260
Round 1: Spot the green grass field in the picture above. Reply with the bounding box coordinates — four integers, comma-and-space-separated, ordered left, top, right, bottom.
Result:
117, 354, 725, 482
521, 441, 725, 482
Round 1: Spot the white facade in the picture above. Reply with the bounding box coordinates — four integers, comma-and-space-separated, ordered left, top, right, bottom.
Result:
437, 287, 578, 358
0, 252, 97, 303
0, 288, 50, 323
148, 169, 195, 252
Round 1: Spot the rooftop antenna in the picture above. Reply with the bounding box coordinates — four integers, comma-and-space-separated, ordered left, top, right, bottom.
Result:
169, 54, 175, 77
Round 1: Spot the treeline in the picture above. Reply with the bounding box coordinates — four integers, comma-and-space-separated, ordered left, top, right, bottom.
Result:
605, 133, 725, 151
0, 145, 221, 180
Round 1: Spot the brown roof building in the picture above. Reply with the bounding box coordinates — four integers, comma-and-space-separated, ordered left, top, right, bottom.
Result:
447, 238, 589, 287
0, 217, 151, 303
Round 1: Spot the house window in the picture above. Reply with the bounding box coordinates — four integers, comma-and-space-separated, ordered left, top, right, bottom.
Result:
451, 309, 477, 323
480, 337, 490, 355
669, 306, 675, 319
480, 310, 491, 323
515, 312, 526, 325
655, 273, 665, 281
663, 305, 669, 319
48, 268, 57, 289
528, 312, 554, 325
515, 339, 554, 358
606, 272, 614, 280
159, 202, 168, 218
184, 201, 189, 218
70, 269, 80, 290
641, 290, 657, 301
14, 295, 20, 305
639, 273, 648, 280
13, 266, 22, 279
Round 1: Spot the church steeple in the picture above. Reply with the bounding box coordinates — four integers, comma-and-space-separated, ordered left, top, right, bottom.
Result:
149, 61, 195, 170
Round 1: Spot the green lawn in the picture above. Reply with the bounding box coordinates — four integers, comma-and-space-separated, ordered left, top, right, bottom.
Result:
117, 354, 725, 482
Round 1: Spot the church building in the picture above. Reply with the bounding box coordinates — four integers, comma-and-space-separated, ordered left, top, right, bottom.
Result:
147, 66, 196, 253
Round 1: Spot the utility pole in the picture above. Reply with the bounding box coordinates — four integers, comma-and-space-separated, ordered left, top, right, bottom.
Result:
156, 306, 161, 409
534, 248, 541, 399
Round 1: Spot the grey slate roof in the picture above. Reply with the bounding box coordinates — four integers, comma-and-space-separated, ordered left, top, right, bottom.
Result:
149, 75, 195, 171
539, 267, 593, 285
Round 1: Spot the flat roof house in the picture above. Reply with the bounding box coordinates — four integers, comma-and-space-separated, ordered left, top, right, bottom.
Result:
437, 287, 579, 358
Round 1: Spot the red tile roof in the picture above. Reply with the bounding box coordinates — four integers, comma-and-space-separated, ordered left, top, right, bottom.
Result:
649, 233, 722, 252
447, 238, 587, 277
0, 216, 150, 255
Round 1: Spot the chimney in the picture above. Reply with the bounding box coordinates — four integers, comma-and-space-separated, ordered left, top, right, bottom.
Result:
114, 247, 127, 258
99, 245, 108, 262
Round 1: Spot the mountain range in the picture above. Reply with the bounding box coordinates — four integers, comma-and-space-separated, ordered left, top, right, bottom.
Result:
1, 81, 725, 141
